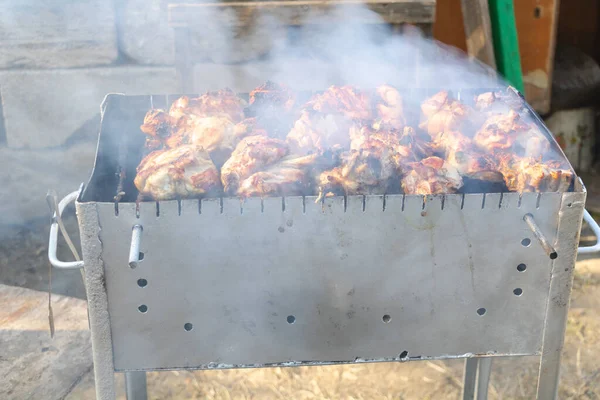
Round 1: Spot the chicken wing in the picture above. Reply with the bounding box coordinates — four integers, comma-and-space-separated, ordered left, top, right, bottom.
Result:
221, 135, 289, 194
134, 145, 221, 200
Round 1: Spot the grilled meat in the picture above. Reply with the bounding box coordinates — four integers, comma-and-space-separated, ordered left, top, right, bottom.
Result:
286, 110, 353, 155
136, 83, 571, 200
221, 135, 289, 194
419, 91, 474, 137
249, 81, 296, 112
169, 89, 246, 122
237, 154, 318, 198
473, 110, 550, 158
497, 154, 573, 192
305, 85, 372, 120
431, 130, 501, 180
316, 145, 399, 201
372, 85, 405, 131
134, 145, 221, 200
401, 156, 463, 195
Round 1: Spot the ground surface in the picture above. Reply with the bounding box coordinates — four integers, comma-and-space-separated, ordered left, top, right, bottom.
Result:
1, 138, 599, 399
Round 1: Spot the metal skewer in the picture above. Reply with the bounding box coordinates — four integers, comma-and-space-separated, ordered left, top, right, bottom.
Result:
523, 213, 558, 260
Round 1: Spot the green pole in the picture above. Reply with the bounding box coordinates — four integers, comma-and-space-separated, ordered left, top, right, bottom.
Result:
488, 0, 525, 93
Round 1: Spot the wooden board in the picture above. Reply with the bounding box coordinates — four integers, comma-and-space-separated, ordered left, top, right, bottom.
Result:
0, 284, 92, 399
513, 0, 560, 114
169, 0, 437, 27
460, 0, 496, 68
433, 0, 467, 52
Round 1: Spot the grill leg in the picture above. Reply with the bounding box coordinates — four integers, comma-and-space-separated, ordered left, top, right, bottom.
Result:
125, 371, 148, 400
462, 357, 493, 400
476, 357, 492, 400
462, 358, 478, 400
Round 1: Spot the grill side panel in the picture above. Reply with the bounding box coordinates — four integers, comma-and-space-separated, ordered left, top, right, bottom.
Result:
93, 191, 584, 371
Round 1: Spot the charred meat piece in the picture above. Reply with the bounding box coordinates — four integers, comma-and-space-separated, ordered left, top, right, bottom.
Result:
474, 110, 550, 158
247, 81, 297, 139
401, 156, 463, 195
419, 91, 474, 137
237, 154, 318, 198
221, 135, 289, 194
134, 145, 221, 200
316, 146, 399, 201
140, 109, 176, 150
474, 91, 527, 114
305, 85, 372, 120
497, 154, 573, 192
169, 89, 247, 122
372, 85, 405, 131
431, 130, 502, 181
249, 81, 296, 112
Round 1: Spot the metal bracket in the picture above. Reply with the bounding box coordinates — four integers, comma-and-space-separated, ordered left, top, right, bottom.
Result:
578, 209, 600, 254
48, 190, 84, 269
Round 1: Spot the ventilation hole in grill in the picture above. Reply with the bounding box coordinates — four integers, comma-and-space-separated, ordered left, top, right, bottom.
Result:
138, 305, 148, 313
517, 263, 527, 272
137, 278, 147, 288
477, 308, 486, 316
184, 323, 193, 331
382, 314, 391, 323
534, 6, 542, 18
521, 238, 531, 247
399, 351, 409, 359
513, 288, 523, 296
138, 252, 145, 261
287, 315, 296, 324
550, 251, 558, 260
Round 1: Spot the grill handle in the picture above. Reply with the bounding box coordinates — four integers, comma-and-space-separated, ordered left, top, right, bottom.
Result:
48, 190, 84, 269
578, 209, 600, 254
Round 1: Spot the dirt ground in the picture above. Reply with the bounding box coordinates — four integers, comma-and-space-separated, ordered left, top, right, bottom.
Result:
1, 208, 599, 399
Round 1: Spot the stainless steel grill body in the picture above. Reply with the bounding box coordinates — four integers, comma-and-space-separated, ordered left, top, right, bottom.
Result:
83, 190, 582, 371
48, 89, 599, 399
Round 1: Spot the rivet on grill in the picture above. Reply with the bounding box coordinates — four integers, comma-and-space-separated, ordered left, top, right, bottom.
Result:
399, 351, 409, 359
521, 238, 531, 247
137, 278, 147, 288
517, 263, 527, 272
184, 323, 193, 331
382, 314, 391, 323
477, 308, 486, 316
513, 288, 523, 296
138, 305, 148, 313
287, 315, 296, 324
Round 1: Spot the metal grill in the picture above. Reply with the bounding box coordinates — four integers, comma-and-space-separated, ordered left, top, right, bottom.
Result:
48, 88, 600, 400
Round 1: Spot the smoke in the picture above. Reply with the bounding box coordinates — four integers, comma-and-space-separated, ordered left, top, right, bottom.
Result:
190, 1, 507, 94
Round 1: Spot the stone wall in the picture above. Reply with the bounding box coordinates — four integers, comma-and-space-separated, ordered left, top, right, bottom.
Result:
0, 0, 181, 149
